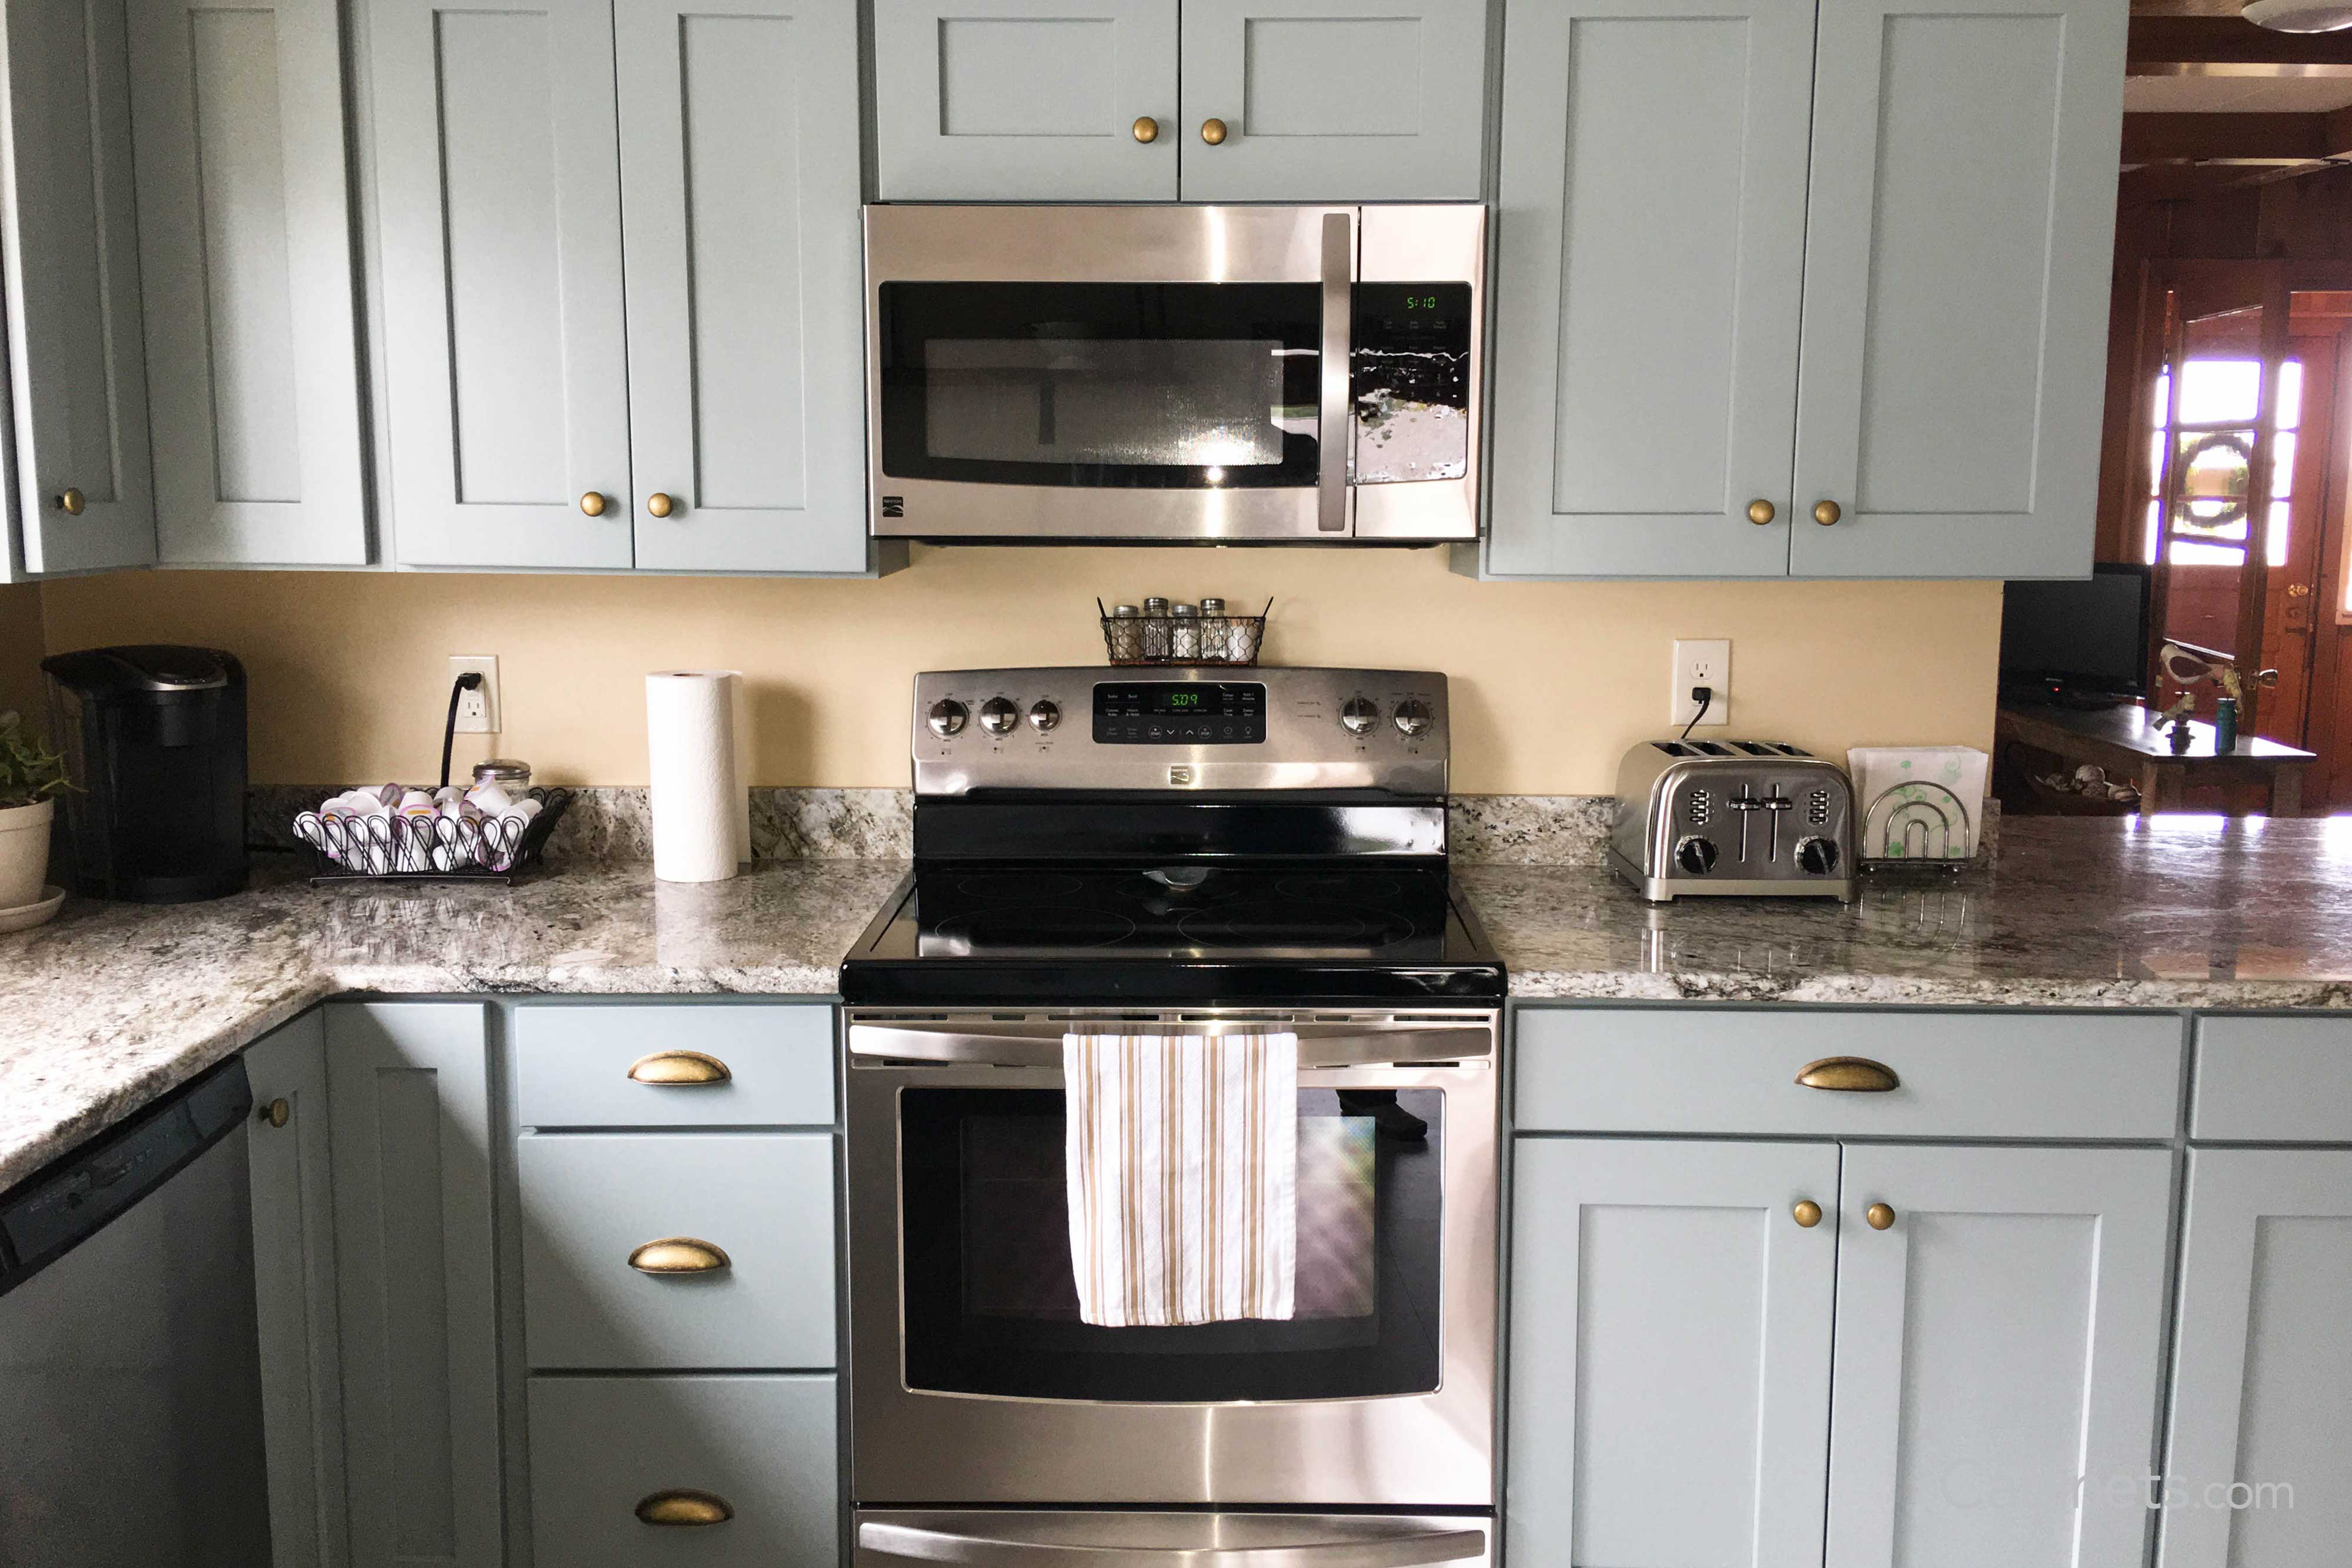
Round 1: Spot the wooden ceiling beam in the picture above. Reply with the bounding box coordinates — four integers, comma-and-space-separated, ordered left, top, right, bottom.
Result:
2123, 111, 2337, 161
2130, 15, 2352, 76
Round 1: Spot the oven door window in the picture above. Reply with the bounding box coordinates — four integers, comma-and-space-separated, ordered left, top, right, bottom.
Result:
876, 283, 1322, 489
898, 1086, 1442, 1402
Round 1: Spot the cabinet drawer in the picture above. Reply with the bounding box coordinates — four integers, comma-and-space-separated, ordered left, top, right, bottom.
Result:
520, 1133, 835, 1369
516, 1004, 834, 1128
1514, 1008, 2182, 1139
2193, 1016, 2352, 1143
529, 1374, 837, 1568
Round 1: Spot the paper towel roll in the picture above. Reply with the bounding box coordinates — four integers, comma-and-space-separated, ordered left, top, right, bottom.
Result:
647, 670, 746, 882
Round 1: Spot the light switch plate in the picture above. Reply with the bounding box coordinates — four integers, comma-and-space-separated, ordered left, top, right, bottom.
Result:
1671, 638, 1730, 727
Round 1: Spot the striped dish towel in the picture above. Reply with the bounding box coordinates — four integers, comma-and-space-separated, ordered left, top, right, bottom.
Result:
1063, 1032, 1298, 1326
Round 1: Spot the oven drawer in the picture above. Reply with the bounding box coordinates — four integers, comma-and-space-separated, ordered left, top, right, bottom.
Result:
856, 1510, 1489, 1568
515, 1004, 835, 1129
530, 1374, 836, 1568
519, 1132, 835, 1369
1513, 1008, 2183, 1139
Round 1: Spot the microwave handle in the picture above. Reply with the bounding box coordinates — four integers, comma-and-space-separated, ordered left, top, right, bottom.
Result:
1317, 210, 1353, 534
860, 1519, 1485, 1568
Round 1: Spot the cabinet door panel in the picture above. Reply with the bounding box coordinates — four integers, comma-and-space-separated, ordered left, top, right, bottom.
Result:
326, 1002, 502, 1568
1487, 0, 1810, 577
873, 0, 1178, 200
618, 0, 865, 572
0, 0, 155, 576
2160, 1150, 2352, 1567
1508, 1138, 1838, 1567
1826, 1145, 2169, 1568
371, 0, 631, 568
1178, 0, 1484, 201
128, 0, 366, 564
1790, 0, 2124, 577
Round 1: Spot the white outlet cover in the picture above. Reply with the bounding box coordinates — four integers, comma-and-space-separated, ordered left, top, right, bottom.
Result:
1671, 638, 1730, 727
448, 654, 500, 734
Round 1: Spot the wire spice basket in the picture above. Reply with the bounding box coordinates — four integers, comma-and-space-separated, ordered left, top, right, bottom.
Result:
1098, 597, 1270, 667
292, 787, 573, 885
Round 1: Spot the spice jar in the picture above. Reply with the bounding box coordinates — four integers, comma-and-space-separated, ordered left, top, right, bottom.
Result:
1170, 603, 1201, 661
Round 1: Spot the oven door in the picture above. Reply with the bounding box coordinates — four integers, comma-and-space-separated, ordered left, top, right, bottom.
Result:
865, 205, 1355, 541
844, 1012, 1497, 1508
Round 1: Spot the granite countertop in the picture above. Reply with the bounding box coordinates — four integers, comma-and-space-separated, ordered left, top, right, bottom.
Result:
6, 815, 2352, 1192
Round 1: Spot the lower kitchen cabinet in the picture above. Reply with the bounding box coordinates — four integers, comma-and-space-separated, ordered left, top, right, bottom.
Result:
527, 1374, 838, 1568
2160, 1149, 2352, 1566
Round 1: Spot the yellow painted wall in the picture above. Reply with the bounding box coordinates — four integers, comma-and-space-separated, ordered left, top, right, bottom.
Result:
0, 581, 45, 734
36, 549, 2002, 793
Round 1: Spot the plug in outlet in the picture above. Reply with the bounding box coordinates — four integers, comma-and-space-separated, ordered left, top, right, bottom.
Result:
1671, 639, 1730, 728
448, 655, 501, 734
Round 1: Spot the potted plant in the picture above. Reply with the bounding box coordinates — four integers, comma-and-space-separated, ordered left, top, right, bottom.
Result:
0, 710, 69, 910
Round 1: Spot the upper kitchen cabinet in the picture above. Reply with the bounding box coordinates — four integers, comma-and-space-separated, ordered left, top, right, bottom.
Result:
615, 0, 867, 572
872, 0, 1481, 201
1175, 0, 1486, 201
126, 0, 369, 566
873, 0, 1180, 201
1788, 0, 2125, 579
0, 0, 156, 579
369, 0, 633, 570
1482, 0, 2125, 580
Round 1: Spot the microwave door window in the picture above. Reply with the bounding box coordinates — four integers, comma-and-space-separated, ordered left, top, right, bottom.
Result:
878, 283, 1322, 489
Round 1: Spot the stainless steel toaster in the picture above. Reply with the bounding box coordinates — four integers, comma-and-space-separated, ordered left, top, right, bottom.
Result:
1608, 740, 1856, 902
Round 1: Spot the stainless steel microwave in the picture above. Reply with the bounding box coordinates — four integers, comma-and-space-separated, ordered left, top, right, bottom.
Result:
864, 204, 1485, 543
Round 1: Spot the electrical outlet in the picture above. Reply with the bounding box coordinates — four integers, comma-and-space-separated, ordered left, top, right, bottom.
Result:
448, 655, 500, 734
1671, 638, 1730, 727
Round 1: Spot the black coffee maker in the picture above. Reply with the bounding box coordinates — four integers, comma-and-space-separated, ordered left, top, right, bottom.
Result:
42, 646, 248, 902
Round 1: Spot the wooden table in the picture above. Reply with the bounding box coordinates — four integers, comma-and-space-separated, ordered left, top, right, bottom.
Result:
1996, 703, 2314, 815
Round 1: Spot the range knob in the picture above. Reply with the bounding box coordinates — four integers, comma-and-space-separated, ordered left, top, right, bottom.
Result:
1340, 696, 1381, 735
978, 697, 1020, 735
927, 698, 968, 738
1675, 835, 1719, 875
1796, 836, 1841, 875
1393, 698, 1434, 737
1027, 699, 1060, 733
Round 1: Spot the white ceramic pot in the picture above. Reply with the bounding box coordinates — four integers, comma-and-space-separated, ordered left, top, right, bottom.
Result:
0, 797, 54, 909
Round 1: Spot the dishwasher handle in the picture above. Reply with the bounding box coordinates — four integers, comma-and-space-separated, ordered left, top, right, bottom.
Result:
860, 1518, 1485, 1568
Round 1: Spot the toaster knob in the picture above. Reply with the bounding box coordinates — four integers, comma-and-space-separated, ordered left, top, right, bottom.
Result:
1675, 835, 1719, 875
978, 697, 1020, 735
927, 698, 969, 738
1340, 696, 1381, 735
1796, 836, 1841, 875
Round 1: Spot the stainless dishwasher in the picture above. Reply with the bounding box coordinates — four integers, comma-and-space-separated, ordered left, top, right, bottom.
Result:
0, 1056, 273, 1567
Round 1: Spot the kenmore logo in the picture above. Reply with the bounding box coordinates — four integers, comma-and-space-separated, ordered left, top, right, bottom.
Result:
880, 496, 905, 519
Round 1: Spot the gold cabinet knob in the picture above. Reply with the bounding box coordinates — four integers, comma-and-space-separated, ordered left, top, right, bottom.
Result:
1201, 118, 1228, 145
1812, 499, 1842, 526
1866, 1202, 1896, 1231
646, 492, 675, 519
260, 1098, 290, 1129
1132, 116, 1159, 143
627, 1049, 730, 1085
56, 487, 85, 515
1793, 1199, 1822, 1228
628, 1237, 731, 1275
579, 490, 607, 517
635, 1489, 734, 1527
1795, 1056, 1899, 1093
1746, 499, 1776, 526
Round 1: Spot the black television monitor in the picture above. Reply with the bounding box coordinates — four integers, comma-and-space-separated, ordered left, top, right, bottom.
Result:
1999, 564, 2152, 703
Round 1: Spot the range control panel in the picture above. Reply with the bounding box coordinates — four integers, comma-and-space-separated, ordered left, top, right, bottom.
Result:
1092, 681, 1266, 744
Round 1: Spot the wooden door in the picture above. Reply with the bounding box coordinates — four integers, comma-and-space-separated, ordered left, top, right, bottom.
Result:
871, 0, 1178, 200
2160, 1149, 2352, 1566
326, 1003, 504, 1568
245, 1011, 352, 1568
1175, 0, 1485, 202
1485, 0, 1813, 579
1788, 0, 2126, 579
1508, 1138, 1839, 1567
370, 0, 632, 569
126, 0, 368, 565
2253, 315, 2342, 745
0, 0, 156, 577
616, 0, 866, 573
1825, 1145, 2171, 1568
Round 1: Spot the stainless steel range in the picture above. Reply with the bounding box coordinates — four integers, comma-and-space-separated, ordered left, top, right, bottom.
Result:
840, 666, 1502, 1566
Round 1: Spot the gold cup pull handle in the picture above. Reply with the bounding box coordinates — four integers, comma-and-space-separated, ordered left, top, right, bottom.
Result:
1792, 1199, 1823, 1228
1866, 1202, 1896, 1231
627, 1049, 731, 1086
56, 487, 86, 515
1200, 117, 1228, 145
580, 490, 608, 517
1746, 499, 1776, 526
1132, 115, 1159, 143
1795, 1055, 1899, 1093
629, 1237, 732, 1275
646, 492, 675, 518
635, 1489, 734, 1527
1812, 499, 1842, 526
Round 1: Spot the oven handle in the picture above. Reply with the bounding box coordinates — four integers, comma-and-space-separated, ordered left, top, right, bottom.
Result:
859, 1520, 1485, 1568
1317, 209, 1353, 534
848, 1021, 1491, 1070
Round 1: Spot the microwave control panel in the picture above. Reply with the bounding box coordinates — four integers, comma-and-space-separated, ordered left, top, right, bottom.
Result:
1351, 283, 1473, 486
